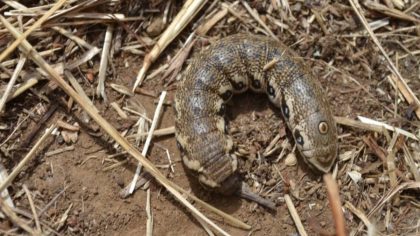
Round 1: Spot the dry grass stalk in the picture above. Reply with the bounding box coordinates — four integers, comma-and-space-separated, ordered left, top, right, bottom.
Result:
22, 184, 42, 234
284, 194, 308, 236
126, 127, 175, 142
52, 26, 94, 49
146, 188, 153, 236
386, 133, 399, 188
129, 91, 167, 194
110, 102, 128, 119
0, 17, 245, 234
364, 1, 420, 23
196, 6, 228, 36
402, 143, 420, 181
334, 116, 383, 133
357, 116, 419, 141
323, 174, 347, 236
132, 0, 207, 90
6, 78, 38, 102
388, 74, 420, 120
362, 136, 410, 182
345, 201, 375, 236
162, 32, 195, 85
65, 46, 102, 70
0, 124, 56, 193
349, 0, 420, 120
96, 24, 114, 101
0, 0, 67, 63
0, 197, 39, 235
0, 163, 14, 219
45, 145, 75, 157
0, 48, 60, 67
241, 1, 278, 40
0, 56, 26, 113
65, 70, 98, 113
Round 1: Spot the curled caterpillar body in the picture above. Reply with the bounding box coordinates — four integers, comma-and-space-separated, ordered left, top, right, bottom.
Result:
175, 34, 338, 194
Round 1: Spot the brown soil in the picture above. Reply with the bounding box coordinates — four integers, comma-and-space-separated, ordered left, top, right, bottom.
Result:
1, 1, 419, 235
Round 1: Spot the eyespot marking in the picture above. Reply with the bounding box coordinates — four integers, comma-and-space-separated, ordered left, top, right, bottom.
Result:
319, 121, 329, 134
176, 140, 184, 153
294, 129, 304, 145
267, 84, 275, 97
233, 81, 245, 90
221, 90, 232, 101
281, 97, 289, 119
252, 79, 261, 89
218, 104, 226, 115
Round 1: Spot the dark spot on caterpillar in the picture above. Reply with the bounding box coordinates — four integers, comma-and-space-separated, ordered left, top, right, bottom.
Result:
252, 79, 261, 89
218, 104, 226, 115
267, 84, 275, 97
176, 140, 184, 153
294, 130, 304, 145
232, 81, 245, 90
221, 90, 232, 101
281, 97, 289, 119
224, 122, 228, 133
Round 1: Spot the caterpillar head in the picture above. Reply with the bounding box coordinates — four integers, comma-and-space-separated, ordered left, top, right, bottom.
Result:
293, 111, 338, 173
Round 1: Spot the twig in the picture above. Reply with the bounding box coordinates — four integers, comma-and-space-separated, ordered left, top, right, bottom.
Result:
0, 0, 67, 63
345, 201, 375, 236
364, 1, 420, 23
146, 189, 153, 236
284, 194, 308, 236
129, 91, 167, 194
45, 145, 75, 157
0, 198, 39, 235
334, 116, 383, 133
357, 116, 419, 141
241, 1, 278, 40
22, 185, 42, 234
323, 174, 346, 236
0, 56, 26, 113
7, 78, 39, 102
0, 124, 56, 193
127, 126, 175, 139
362, 136, 409, 182
96, 24, 114, 101
349, 0, 420, 120
132, 0, 207, 90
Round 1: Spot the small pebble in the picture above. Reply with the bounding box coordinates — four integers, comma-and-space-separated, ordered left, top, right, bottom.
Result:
285, 153, 297, 166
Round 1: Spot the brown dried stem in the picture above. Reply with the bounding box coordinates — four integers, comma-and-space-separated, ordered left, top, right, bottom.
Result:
323, 174, 347, 236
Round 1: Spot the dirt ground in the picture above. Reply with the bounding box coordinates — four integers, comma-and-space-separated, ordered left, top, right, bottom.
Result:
1, 0, 420, 235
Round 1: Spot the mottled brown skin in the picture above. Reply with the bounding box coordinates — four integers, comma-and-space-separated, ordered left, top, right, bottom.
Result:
175, 34, 338, 194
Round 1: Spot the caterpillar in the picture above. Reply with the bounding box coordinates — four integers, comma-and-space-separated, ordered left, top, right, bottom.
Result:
174, 34, 338, 195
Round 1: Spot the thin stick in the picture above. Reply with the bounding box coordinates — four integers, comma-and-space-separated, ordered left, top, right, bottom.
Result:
129, 91, 167, 194
323, 174, 346, 236
349, 0, 420, 119
0, 17, 244, 234
334, 116, 383, 133
0, 56, 26, 113
7, 78, 39, 102
345, 201, 374, 235
132, 0, 207, 90
0, 0, 68, 63
96, 24, 114, 101
0, 124, 56, 193
127, 126, 175, 139
0, 198, 39, 235
22, 185, 42, 234
241, 1, 278, 41
284, 194, 308, 236
146, 189, 153, 236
